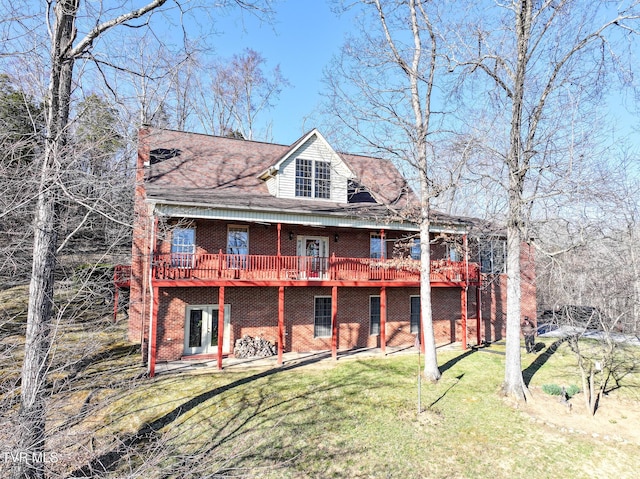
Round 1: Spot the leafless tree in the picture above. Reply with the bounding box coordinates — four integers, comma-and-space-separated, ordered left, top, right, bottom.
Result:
0, 74, 44, 286
535, 152, 640, 415
451, 0, 640, 401
325, 0, 471, 381
0, 1, 274, 477
194, 48, 290, 140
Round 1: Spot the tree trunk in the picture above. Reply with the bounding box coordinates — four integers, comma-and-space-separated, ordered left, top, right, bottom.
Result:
421, 205, 440, 381
501, 0, 531, 401
502, 209, 527, 399
12, 191, 57, 479
12, 2, 77, 477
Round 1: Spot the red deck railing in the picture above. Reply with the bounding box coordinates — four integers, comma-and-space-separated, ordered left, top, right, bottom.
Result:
114, 264, 132, 287
152, 253, 479, 284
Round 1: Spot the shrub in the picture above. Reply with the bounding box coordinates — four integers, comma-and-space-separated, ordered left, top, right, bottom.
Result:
542, 383, 580, 399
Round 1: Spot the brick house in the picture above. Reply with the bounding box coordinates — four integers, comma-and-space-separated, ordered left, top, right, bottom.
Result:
128, 127, 536, 376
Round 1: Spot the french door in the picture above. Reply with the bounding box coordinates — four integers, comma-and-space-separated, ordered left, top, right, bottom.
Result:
184, 305, 231, 355
296, 236, 329, 279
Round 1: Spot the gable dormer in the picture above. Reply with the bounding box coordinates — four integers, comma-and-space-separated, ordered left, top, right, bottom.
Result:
259, 130, 353, 203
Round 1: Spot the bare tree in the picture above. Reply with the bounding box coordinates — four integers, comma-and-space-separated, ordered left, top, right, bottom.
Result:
0, 1, 274, 477
195, 48, 289, 140
453, 0, 640, 400
0, 74, 44, 285
535, 152, 640, 415
325, 0, 471, 381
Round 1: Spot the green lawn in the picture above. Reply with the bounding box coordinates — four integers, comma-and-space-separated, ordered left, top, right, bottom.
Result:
60, 337, 640, 478
2, 285, 639, 478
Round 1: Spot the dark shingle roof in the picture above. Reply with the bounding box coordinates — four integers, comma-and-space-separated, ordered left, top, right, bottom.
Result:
140, 128, 478, 229
143, 127, 414, 209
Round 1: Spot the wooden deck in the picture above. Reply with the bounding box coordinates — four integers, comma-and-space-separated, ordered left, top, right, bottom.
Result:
152, 253, 479, 285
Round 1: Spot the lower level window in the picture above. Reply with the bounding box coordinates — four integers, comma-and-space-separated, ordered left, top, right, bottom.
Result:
314, 297, 332, 337
370, 296, 380, 336
410, 296, 421, 334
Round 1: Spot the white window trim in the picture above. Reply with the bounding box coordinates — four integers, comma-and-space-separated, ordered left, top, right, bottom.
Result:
227, 224, 249, 254
410, 295, 421, 334
370, 233, 382, 259
369, 295, 381, 337
295, 157, 332, 200
171, 226, 196, 268
314, 295, 333, 338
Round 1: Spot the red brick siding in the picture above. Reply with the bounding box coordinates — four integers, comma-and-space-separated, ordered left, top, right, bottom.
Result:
128, 130, 537, 360
128, 128, 151, 344
150, 284, 499, 361
153, 222, 456, 260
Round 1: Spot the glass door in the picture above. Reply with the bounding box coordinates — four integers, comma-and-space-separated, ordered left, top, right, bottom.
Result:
184, 305, 231, 355
296, 236, 329, 279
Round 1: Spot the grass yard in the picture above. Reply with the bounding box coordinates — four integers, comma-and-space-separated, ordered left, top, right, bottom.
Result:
1, 283, 639, 478
57, 339, 640, 478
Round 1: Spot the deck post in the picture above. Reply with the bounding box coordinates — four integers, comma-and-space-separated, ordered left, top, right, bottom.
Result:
217, 286, 225, 370
278, 286, 284, 366
113, 286, 119, 323
331, 286, 338, 359
380, 286, 387, 354
380, 229, 386, 280
461, 286, 468, 350
277, 223, 282, 279
476, 272, 482, 345
149, 286, 159, 377
277, 223, 281, 256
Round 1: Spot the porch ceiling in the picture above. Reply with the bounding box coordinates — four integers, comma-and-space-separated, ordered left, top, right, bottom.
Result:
151, 200, 470, 234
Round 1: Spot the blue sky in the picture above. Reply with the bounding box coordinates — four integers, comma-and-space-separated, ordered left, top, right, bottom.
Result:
207, 1, 637, 150
212, 0, 352, 144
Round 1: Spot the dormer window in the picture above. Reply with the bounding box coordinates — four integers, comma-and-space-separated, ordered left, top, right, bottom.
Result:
295, 158, 331, 199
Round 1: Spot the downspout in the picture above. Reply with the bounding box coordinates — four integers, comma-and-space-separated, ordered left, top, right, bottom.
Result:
147, 213, 157, 376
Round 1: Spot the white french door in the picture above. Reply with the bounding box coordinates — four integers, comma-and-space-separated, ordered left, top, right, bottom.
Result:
184, 305, 231, 355
296, 236, 329, 279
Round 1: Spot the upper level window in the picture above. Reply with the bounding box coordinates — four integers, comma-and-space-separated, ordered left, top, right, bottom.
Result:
227, 226, 249, 269
227, 226, 249, 255
479, 239, 506, 274
447, 243, 462, 262
295, 158, 331, 199
315, 161, 331, 199
370, 233, 383, 259
171, 227, 195, 268
410, 239, 420, 260
295, 159, 312, 197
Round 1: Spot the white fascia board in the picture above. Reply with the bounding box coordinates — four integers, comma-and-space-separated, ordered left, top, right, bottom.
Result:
151, 200, 468, 234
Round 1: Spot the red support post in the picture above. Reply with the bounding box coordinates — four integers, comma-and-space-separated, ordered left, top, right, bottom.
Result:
278, 286, 284, 366
113, 286, 119, 323
331, 286, 338, 359
217, 286, 225, 370
277, 223, 281, 256
380, 229, 386, 280
380, 286, 387, 354
476, 273, 482, 345
461, 287, 468, 350
149, 286, 159, 378
277, 223, 282, 279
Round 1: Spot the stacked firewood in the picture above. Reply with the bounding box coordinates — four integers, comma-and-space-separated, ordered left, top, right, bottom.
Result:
233, 335, 277, 359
